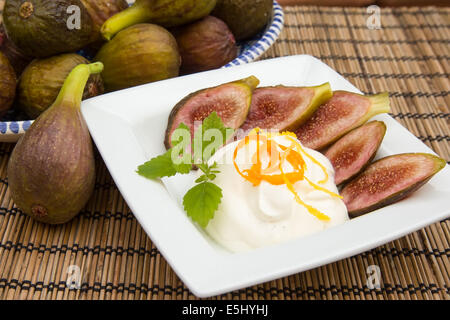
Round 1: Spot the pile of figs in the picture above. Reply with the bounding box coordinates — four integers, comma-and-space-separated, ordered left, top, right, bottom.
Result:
0, 0, 274, 118
0, 0, 274, 224
165, 77, 446, 218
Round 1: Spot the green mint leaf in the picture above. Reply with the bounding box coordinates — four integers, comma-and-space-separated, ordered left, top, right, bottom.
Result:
195, 175, 208, 183
137, 151, 176, 179
137, 149, 191, 179
183, 181, 223, 228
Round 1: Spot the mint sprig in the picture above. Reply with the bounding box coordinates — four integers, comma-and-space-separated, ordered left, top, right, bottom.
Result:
136, 112, 233, 228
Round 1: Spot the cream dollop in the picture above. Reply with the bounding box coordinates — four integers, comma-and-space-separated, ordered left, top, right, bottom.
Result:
203, 134, 349, 253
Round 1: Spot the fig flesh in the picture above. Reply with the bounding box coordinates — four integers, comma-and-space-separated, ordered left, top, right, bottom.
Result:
95, 24, 180, 91
165, 76, 260, 149
18, 53, 104, 118
341, 153, 446, 218
7, 62, 104, 224
173, 16, 237, 74
325, 121, 386, 185
0, 51, 17, 116
3, 0, 94, 57
101, 0, 217, 40
240, 83, 332, 132
295, 91, 391, 150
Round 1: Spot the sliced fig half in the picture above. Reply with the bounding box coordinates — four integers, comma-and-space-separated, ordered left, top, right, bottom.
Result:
240, 83, 332, 132
341, 153, 446, 218
295, 91, 391, 150
325, 121, 386, 185
164, 76, 260, 149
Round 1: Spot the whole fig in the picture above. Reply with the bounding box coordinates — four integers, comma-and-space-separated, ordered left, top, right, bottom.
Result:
173, 16, 237, 74
3, 0, 94, 58
95, 24, 180, 91
212, 0, 272, 41
0, 51, 17, 116
7, 62, 103, 224
18, 53, 104, 119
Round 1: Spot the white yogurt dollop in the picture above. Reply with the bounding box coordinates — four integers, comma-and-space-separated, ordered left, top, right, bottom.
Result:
203, 134, 349, 253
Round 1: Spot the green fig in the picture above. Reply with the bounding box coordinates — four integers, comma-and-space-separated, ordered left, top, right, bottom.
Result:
0, 51, 17, 116
165, 76, 260, 149
101, 0, 217, 40
3, 0, 94, 57
240, 83, 332, 132
295, 91, 391, 150
95, 24, 180, 91
341, 153, 446, 218
18, 53, 104, 119
7, 62, 103, 224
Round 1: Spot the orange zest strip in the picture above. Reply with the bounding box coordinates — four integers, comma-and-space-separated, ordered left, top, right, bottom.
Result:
304, 177, 343, 199
286, 136, 329, 184
232, 129, 337, 221
278, 155, 330, 221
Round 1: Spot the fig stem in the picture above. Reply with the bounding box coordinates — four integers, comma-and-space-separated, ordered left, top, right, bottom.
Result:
100, 3, 149, 41
310, 82, 333, 108
362, 92, 391, 123
54, 62, 104, 108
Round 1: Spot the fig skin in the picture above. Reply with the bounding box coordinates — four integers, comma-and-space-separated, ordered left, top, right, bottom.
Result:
341, 153, 446, 218
95, 24, 181, 91
240, 83, 332, 132
165, 76, 260, 149
325, 121, 386, 185
173, 16, 238, 74
0, 51, 17, 117
7, 62, 103, 224
80, 0, 129, 47
295, 91, 391, 150
0, 24, 32, 76
212, 0, 273, 41
101, 0, 217, 41
3, 0, 94, 58
18, 53, 104, 119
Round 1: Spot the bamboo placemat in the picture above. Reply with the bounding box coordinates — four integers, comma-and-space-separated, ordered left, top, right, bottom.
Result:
0, 6, 449, 300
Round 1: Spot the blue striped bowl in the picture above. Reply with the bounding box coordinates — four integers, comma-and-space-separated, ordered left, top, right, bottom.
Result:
0, 1, 284, 142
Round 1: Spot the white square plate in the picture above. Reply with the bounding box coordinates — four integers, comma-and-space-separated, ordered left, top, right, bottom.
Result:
81, 55, 450, 298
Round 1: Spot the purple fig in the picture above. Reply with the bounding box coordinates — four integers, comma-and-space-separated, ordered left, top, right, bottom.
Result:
240, 83, 332, 132
0, 51, 16, 117
295, 91, 391, 150
325, 121, 386, 185
165, 76, 260, 149
0, 24, 32, 76
341, 153, 446, 218
7, 62, 103, 224
173, 16, 238, 74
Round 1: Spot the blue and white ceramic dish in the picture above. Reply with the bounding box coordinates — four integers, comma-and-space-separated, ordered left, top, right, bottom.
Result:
0, 1, 284, 142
